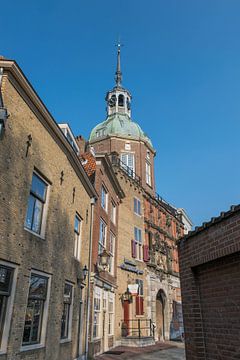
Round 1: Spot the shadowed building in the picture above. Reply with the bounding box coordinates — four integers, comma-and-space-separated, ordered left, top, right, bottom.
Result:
178, 205, 240, 360
0, 58, 97, 360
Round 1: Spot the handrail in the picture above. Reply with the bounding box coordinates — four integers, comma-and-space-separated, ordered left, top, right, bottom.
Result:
121, 319, 155, 339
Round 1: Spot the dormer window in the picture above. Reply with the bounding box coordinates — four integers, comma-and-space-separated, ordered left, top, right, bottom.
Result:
118, 94, 124, 107
58, 124, 79, 154
108, 95, 116, 107
96, 128, 106, 138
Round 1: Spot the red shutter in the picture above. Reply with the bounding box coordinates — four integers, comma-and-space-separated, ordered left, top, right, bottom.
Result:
131, 240, 136, 258
136, 295, 140, 315
140, 297, 144, 315
143, 245, 149, 262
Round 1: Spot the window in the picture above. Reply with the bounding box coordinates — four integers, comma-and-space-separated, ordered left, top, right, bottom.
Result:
146, 161, 151, 186
134, 198, 141, 216
99, 219, 107, 254
108, 293, 114, 335
61, 283, 73, 340
111, 202, 116, 224
109, 233, 115, 275
96, 128, 106, 138
93, 287, 101, 339
136, 280, 144, 316
25, 173, 48, 235
120, 153, 135, 178
0, 264, 15, 351
118, 94, 124, 107
101, 186, 108, 212
22, 273, 50, 346
132, 227, 142, 261
74, 215, 82, 260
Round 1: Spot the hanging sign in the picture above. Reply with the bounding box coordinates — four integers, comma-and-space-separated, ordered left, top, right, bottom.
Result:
128, 284, 139, 295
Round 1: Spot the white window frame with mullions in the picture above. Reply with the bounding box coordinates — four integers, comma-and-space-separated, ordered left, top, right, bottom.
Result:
111, 201, 116, 224
60, 282, 74, 343
0, 261, 18, 355
98, 219, 107, 255
134, 198, 141, 216
74, 214, 82, 260
120, 153, 135, 178
146, 161, 152, 186
101, 185, 108, 212
21, 270, 51, 352
134, 227, 143, 261
24, 171, 50, 238
109, 232, 116, 276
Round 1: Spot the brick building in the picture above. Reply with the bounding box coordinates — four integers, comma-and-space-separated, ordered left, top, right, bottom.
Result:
178, 205, 240, 360
88, 44, 187, 351
80, 151, 124, 355
0, 59, 97, 360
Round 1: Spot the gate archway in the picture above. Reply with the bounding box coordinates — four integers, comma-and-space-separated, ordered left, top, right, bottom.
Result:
156, 289, 166, 341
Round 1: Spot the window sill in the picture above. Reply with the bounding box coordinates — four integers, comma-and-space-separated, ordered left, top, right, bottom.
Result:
24, 227, 45, 240
20, 344, 45, 352
60, 338, 72, 344
93, 337, 101, 342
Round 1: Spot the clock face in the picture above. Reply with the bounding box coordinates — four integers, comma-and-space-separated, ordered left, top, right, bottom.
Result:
109, 95, 116, 107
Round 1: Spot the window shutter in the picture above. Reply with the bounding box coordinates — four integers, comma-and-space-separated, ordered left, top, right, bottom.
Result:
131, 240, 136, 258
143, 245, 149, 262
140, 297, 144, 315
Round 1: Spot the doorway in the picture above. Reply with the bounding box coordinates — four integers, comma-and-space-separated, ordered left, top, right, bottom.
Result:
156, 289, 166, 341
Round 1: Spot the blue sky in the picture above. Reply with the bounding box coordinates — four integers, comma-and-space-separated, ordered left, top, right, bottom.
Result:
1, 0, 240, 226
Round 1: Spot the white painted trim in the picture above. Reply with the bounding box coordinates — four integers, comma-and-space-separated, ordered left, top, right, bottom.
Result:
60, 282, 74, 343
0, 260, 18, 354
20, 269, 52, 352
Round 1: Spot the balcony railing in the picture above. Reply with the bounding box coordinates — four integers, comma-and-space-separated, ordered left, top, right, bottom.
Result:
121, 319, 155, 338
111, 155, 141, 185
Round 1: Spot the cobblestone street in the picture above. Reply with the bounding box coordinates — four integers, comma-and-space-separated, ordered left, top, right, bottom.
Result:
95, 342, 185, 360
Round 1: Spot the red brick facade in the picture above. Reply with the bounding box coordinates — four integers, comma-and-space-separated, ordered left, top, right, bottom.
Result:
178, 205, 240, 360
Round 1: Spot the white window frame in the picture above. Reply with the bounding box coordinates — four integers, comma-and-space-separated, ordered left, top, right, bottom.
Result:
109, 232, 116, 276
93, 287, 102, 339
146, 161, 152, 186
0, 261, 18, 355
60, 282, 74, 343
21, 270, 51, 352
74, 214, 82, 260
134, 197, 141, 216
120, 153, 135, 178
101, 185, 108, 213
24, 171, 50, 239
99, 219, 107, 255
108, 292, 114, 336
134, 227, 143, 261
111, 201, 116, 224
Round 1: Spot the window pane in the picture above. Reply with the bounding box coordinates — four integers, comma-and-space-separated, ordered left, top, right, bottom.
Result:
31, 174, 47, 201
0, 266, 13, 295
0, 295, 8, 343
32, 199, 43, 234
29, 275, 48, 300
25, 195, 35, 230
64, 284, 72, 304
74, 216, 80, 233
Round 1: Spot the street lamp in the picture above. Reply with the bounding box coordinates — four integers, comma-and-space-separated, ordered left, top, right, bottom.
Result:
82, 265, 88, 281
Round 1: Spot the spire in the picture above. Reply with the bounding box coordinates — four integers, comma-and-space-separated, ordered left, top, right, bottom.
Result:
115, 43, 122, 87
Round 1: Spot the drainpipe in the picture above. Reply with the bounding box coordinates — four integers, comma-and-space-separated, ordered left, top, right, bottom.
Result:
85, 197, 96, 360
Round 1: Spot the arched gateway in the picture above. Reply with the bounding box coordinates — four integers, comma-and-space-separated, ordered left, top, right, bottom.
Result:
156, 289, 166, 341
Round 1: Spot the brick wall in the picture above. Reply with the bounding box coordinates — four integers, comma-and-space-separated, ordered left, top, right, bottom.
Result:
178, 208, 240, 360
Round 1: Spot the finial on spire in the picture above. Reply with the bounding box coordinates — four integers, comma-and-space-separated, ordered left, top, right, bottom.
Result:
115, 41, 123, 87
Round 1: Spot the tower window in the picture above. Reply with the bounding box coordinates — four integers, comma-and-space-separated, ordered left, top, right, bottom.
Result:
118, 94, 124, 107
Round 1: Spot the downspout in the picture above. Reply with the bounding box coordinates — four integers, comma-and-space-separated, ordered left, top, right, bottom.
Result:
85, 197, 96, 360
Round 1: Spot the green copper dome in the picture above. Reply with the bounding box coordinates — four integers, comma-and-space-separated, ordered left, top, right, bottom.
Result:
89, 113, 153, 148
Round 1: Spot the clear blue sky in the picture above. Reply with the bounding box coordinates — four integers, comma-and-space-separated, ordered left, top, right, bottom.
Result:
1, 0, 240, 226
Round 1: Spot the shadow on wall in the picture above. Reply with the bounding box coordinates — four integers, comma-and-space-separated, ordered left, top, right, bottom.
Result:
170, 300, 184, 341
0, 122, 85, 359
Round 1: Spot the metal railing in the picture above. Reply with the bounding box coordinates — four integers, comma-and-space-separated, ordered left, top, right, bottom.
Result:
111, 155, 141, 185
121, 319, 155, 338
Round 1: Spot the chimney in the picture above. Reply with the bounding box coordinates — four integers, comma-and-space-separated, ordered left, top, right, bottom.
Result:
76, 135, 87, 154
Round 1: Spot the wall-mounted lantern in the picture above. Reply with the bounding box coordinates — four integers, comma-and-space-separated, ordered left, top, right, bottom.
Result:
82, 265, 88, 281
98, 249, 110, 272
121, 288, 133, 303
